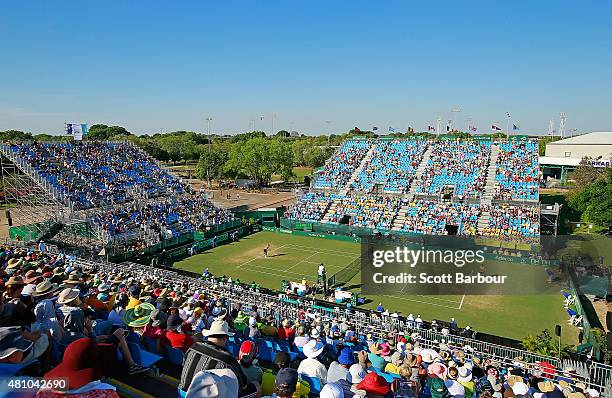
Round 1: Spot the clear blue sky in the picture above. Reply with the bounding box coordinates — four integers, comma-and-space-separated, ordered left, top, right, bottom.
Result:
1, 1, 611, 136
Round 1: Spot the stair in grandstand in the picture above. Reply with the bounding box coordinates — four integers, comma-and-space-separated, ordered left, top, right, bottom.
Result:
341, 144, 377, 195
477, 206, 491, 235
408, 145, 434, 195
482, 143, 500, 200
321, 196, 344, 223
391, 203, 412, 232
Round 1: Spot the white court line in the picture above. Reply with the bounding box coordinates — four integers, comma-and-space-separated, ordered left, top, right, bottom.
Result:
457, 270, 472, 310
237, 244, 286, 269
235, 265, 315, 282
244, 262, 313, 278
415, 295, 463, 305
378, 294, 463, 310
459, 293, 466, 310
284, 243, 358, 258
301, 260, 346, 270
286, 252, 319, 271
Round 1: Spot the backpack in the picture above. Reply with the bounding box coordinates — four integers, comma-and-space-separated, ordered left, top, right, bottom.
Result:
179, 341, 248, 392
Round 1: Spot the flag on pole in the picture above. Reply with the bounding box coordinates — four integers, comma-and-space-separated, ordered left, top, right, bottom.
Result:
491, 124, 502, 131
388, 126, 395, 132
428, 126, 435, 132
513, 124, 520, 131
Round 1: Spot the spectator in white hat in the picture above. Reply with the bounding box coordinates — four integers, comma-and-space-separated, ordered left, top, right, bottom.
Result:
297, 339, 328, 384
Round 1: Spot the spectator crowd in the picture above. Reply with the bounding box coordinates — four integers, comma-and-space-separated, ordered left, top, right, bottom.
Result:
0, 245, 600, 398
313, 140, 372, 190
412, 140, 491, 199
494, 140, 539, 201
10, 142, 185, 209
91, 194, 234, 246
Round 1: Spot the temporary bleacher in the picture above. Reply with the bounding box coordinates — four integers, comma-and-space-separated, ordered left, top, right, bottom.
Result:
296, 136, 542, 240
5, 141, 184, 210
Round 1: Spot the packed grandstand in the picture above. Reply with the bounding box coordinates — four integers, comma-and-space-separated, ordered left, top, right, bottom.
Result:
1, 138, 609, 398
289, 137, 540, 241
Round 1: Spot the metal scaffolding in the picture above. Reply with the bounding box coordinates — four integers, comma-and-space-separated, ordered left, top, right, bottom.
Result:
0, 151, 101, 255
0, 152, 67, 240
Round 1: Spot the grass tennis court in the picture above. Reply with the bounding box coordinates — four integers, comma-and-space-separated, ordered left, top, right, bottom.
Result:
173, 231, 577, 344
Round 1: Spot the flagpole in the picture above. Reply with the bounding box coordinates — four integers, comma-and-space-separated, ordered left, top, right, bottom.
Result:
506, 112, 510, 139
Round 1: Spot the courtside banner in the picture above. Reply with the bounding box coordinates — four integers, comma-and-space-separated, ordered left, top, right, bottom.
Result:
359, 235, 576, 296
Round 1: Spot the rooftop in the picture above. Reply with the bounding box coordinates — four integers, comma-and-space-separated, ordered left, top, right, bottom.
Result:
548, 131, 612, 145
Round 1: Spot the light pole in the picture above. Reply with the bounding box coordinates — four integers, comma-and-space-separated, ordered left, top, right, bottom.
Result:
259, 115, 265, 134
325, 120, 332, 146
451, 107, 461, 132
205, 117, 212, 188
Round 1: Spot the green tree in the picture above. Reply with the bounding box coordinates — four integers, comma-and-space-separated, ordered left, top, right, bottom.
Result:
33, 134, 69, 142
131, 137, 169, 161
157, 135, 184, 164
521, 329, 573, 358
225, 137, 293, 186
303, 146, 332, 168
195, 143, 229, 182
0, 130, 33, 140
291, 139, 310, 166
87, 124, 131, 140
568, 167, 612, 227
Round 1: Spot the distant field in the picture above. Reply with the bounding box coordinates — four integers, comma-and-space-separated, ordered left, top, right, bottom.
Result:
272, 166, 313, 182
173, 231, 577, 343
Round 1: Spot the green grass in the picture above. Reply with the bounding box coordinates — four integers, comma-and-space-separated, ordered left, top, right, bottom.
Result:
272, 166, 313, 182
173, 231, 578, 344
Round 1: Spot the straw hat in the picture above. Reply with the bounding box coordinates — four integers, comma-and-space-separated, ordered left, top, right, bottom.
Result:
63, 274, 82, 285
5, 276, 25, 287
57, 288, 81, 305
23, 270, 42, 284
202, 320, 234, 337
32, 280, 59, 297
6, 258, 22, 269
538, 381, 556, 393
508, 375, 523, 387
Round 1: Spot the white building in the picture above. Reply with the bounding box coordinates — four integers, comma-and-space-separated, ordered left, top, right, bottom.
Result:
540, 131, 612, 181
